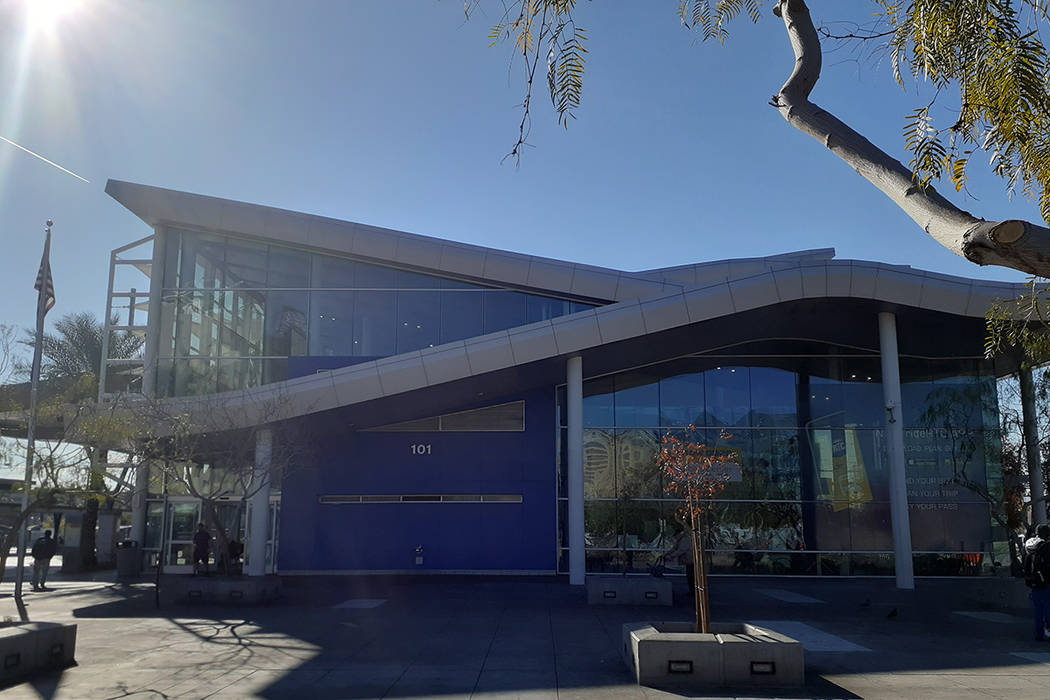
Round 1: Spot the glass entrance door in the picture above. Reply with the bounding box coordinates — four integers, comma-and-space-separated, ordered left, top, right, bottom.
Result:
165, 500, 200, 573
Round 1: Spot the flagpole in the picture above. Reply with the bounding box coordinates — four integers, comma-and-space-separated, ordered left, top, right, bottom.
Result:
14, 220, 53, 618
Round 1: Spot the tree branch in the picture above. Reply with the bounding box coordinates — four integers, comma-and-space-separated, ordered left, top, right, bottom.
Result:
772, 0, 1050, 277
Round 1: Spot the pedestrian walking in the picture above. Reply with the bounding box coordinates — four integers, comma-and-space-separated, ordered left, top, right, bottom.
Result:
193, 523, 211, 575
31, 529, 57, 591
1024, 523, 1050, 641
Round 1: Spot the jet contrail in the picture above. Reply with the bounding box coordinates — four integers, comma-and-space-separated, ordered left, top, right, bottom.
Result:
0, 134, 89, 183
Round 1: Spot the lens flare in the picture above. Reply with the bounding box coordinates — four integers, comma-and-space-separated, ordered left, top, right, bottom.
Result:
26, 0, 84, 35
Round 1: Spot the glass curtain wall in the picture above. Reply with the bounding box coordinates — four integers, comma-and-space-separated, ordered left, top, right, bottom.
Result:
156, 229, 594, 396
556, 344, 1006, 577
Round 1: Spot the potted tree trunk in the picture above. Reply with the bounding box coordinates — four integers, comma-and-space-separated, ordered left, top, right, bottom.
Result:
621, 426, 805, 690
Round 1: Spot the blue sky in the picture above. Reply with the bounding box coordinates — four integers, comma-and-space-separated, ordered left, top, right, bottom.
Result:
0, 0, 1037, 344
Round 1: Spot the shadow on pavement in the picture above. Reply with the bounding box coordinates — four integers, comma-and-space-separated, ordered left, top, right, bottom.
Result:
59, 576, 1035, 698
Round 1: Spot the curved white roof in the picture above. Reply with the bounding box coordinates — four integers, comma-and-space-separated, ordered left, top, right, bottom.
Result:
105, 179, 1025, 432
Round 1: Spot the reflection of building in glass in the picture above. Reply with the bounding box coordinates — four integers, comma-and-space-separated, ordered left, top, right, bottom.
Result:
582, 430, 615, 497
812, 427, 874, 511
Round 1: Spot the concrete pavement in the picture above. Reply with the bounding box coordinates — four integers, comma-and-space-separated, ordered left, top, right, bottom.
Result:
0, 572, 1047, 699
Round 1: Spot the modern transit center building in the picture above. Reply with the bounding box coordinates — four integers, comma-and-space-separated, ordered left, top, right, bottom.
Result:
103, 180, 1021, 583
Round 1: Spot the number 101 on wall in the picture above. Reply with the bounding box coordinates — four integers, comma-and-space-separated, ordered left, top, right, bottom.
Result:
411, 444, 432, 455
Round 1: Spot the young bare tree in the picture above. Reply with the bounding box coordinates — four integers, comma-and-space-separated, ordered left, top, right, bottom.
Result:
0, 399, 130, 584
77, 389, 316, 576
658, 426, 732, 633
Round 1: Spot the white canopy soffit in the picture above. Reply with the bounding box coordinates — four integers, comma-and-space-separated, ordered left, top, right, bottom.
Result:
106, 180, 1028, 434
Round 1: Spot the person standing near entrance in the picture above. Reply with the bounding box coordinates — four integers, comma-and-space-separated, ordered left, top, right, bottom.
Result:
193, 523, 211, 575
1024, 524, 1050, 641
31, 530, 57, 591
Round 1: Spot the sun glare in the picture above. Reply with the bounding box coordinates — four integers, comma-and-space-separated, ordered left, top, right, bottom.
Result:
26, 0, 84, 35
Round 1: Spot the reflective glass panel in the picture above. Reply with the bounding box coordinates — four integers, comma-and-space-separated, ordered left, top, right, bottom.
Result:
144, 501, 164, 549
810, 500, 851, 550
704, 367, 750, 427
396, 291, 440, 352
353, 291, 396, 356
310, 291, 355, 356
807, 427, 887, 505
752, 430, 802, 500
397, 269, 437, 289
749, 366, 797, 427
217, 358, 264, 393
839, 359, 883, 427
615, 429, 662, 498
315, 255, 356, 288
659, 367, 704, 427
225, 239, 268, 288
173, 358, 218, 397
219, 290, 265, 357
265, 291, 309, 356
849, 501, 892, 550
483, 291, 525, 333
614, 373, 660, 427
582, 429, 615, 498
583, 501, 619, 548
922, 376, 985, 431
175, 291, 222, 358
619, 502, 665, 548
526, 295, 571, 323
268, 247, 311, 288
807, 375, 844, 427
183, 233, 225, 289
356, 262, 397, 288
440, 290, 484, 344
583, 376, 614, 427
900, 358, 934, 427
713, 429, 751, 500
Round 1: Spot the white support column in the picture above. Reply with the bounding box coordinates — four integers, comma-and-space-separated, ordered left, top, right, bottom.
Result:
879, 312, 915, 590
567, 356, 585, 585
141, 227, 166, 398
247, 427, 272, 577
130, 461, 149, 545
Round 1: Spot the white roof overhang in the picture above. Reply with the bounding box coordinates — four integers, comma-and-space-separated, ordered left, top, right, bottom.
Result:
106, 179, 677, 302
126, 259, 1023, 434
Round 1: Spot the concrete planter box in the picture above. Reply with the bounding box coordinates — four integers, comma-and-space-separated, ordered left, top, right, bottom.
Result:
586, 576, 672, 606
0, 622, 76, 683
159, 574, 282, 606
623, 621, 804, 690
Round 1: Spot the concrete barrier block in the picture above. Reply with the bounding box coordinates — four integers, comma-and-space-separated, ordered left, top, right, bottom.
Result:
720, 625, 803, 687
0, 626, 32, 683
586, 576, 672, 606
0, 622, 77, 683
162, 574, 282, 605
623, 621, 804, 691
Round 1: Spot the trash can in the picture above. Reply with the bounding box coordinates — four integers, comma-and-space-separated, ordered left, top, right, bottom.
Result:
115, 540, 142, 578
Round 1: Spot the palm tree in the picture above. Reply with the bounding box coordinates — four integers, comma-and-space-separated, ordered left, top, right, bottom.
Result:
20, 311, 143, 400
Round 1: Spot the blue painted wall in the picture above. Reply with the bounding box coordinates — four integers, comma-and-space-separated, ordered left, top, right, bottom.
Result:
278, 387, 557, 572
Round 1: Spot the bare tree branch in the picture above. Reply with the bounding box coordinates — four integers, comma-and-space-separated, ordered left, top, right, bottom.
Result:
772, 0, 1050, 276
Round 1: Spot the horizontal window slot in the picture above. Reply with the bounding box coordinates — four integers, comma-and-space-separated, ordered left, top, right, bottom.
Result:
319, 494, 522, 504
318, 495, 361, 504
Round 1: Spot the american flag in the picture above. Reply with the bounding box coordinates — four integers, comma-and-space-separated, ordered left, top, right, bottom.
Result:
34, 229, 55, 316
